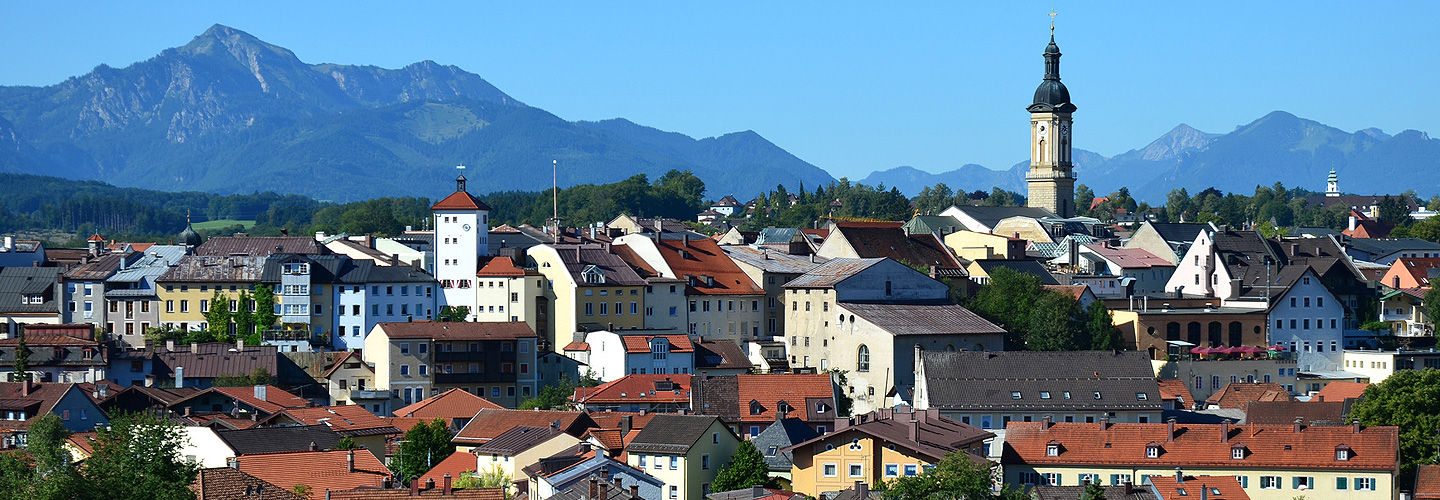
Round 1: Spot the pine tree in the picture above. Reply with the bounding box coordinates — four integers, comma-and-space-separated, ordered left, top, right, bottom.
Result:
12, 334, 29, 383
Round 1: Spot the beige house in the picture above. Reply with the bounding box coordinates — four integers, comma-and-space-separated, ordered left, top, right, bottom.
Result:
321, 351, 390, 415
943, 230, 1028, 261
528, 244, 648, 351
472, 425, 582, 494
473, 256, 546, 332
783, 258, 1005, 413
363, 321, 539, 408
625, 415, 739, 500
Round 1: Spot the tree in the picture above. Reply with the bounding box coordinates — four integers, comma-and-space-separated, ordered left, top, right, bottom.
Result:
968, 267, 1045, 349
394, 418, 455, 484
437, 306, 470, 323
252, 284, 278, 340
1080, 480, 1108, 500
12, 334, 29, 383
335, 437, 358, 450
203, 290, 231, 340
1085, 300, 1122, 351
825, 369, 855, 417
15, 414, 85, 500
292, 485, 312, 497
232, 290, 255, 340
711, 441, 769, 492
883, 451, 1025, 500
1026, 291, 1079, 351
520, 378, 575, 410
83, 412, 201, 500
1348, 369, 1440, 490
454, 468, 512, 489
212, 367, 274, 387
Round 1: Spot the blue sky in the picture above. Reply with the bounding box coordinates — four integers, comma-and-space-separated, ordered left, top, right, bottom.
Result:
2, 2, 1435, 180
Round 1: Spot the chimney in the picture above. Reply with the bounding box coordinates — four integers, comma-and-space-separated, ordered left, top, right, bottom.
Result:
1201, 485, 1208, 500
227, 457, 239, 469
1100, 416, 1110, 430
165, 339, 175, 352
391, 254, 400, 266
1220, 419, 1230, 442
443, 473, 453, 495
1354, 421, 1362, 434
425, 478, 435, 491
621, 415, 632, 436
910, 414, 920, 443
347, 449, 355, 472
237, 338, 244, 351
1290, 243, 1299, 257
854, 481, 869, 499
1317, 395, 1325, 402
1294, 417, 1304, 433
1167, 418, 1176, 441
630, 484, 639, 498
175, 366, 185, 388
410, 476, 420, 496
20, 378, 28, 397
588, 476, 599, 500
255, 385, 267, 401
1348, 215, 1357, 232
184, 406, 192, 417
190, 342, 199, 354
1042, 415, 1053, 430
309, 441, 318, 451
1175, 468, 1184, 483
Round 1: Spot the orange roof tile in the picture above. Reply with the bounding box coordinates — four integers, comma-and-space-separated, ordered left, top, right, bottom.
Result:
328, 487, 503, 499
1004, 421, 1398, 470
395, 388, 504, 419
1417, 465, 1440, 500
1157, 379, 1196, 409
1042, 284, 1090, 301
572, 374, 689, 406
476, 257, 525, 277
620, 334, 693, 354
417, 451, 479, 488
322, 351, 373, 379
275, 405, 401, 437
430, 190, 492, 211
584, 428, 626, 450
736, 373, 835, 425
1314, 382, 1369, 403
1146, 475, 1250, 500
86, 234, 106, 242
586, 411, 657, 430
453, 409, 593, 444
238, 450, 390, 499
652, 237, 763, 296
383, 417, 438, 434
208, 385, 313, 414
1205, 382, 1293, 410
563, 342, 591, 352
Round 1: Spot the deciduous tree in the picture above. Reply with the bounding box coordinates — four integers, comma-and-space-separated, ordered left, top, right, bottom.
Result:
711, 441, 769, 492
1348, 369, 1440, 490
394, 418, 455, 484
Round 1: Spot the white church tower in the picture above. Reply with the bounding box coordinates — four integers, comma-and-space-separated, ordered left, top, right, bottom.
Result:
1326, 169, 1339, 197
431, 170, 491, 320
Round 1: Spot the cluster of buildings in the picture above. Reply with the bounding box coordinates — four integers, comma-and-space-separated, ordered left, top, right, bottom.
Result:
0, 32, 1435, 500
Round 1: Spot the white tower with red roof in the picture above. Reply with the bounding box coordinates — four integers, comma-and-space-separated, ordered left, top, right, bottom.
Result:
432, 170, 491, 319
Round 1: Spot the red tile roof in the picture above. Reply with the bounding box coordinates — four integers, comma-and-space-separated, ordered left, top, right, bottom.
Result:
238, 450, 390, 499
273, 405, 402, 437
1417, 465, 1440, 500
1042, 285, 1091, 302
1003, 421, 1398, 470
417, 451, 479, 488
377, 322, 536, 340
86, 234, 106, 242
430, 190, 493, 211
395, 388, 504, 419
563, 342, 591, 352
735, 374, 835, 425
1082, 244, 1174, 269
620, 334, 694, 354
1205, 382, 1293, 410
1156, 379, 1195, 409
572, 375, 690, 406
651, 237, 763, 296
322, 351, 373, 379
0, 332, 97, 346
191, 467, 308, 500
1314, 382, 1369, 403
1382, 258, 1440, 288
476, 257, 526, 277
383, 417, 436, 434
586, 411, 657, 431
328, 487, 503, 499
1146, 475, 1250, 500
204, 385, 313, 414
453, 409, 593, 444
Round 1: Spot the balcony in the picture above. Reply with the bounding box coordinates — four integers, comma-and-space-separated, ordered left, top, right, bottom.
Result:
434, 351, 495, 363
435, 372, 514, 384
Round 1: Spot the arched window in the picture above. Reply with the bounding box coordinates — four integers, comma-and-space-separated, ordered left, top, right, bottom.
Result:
857, 345, 870, 372
1208, 322, 1222, 346
1228, 322, 1244, 346
1166, 322, 1181, 341
1187, 322, 1202, 345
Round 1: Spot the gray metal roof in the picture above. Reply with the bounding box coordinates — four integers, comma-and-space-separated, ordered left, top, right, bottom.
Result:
782, 258, 885, 288
841, 302, 1005, 336
721, 245, 826, 276
551, 244, 648, 287
626, 414, 723, 454
948, 206, 1057, 230
195, 236, 324, 257
0, 267, 60, 313
1346, 237, 1440, 257
919, 350, 1163, 412
158, 255, 267, 283
216, 425, 343, 455
750, 417, 820, 471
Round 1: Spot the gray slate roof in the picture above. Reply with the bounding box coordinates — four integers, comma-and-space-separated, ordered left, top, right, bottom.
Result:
722, 245, 827, 275
973, 259, 1061, 285
783, 258, 885, 288
0, 267, 60, 313
552, 244, 648, 287
1345, 237, 1440, 257
1145, 223, 1208, 243
216, 424, 343, 455
919, 350, 1162, 412
472, 425, 564, 455
750, 417, 820, 471
195, 237, 324, 257
841, 302, 1005, 336
626, 414, 722, 454
948, 206, 1057, 230
158, 255, 267, 283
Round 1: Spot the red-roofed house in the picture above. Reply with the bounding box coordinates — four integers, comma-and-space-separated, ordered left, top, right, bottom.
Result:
573, 374, 691, 413
473, 256, 546, 335
323, 351, 390, 415
1157, 379, 1197, 410
1205, 382, 1294, 411
1146, 474, 1250, 500
692, 373, 839, 438
1417, 465, 1440, 500
1313, 382, 1368, 403
238, 449, 390, 499
395, 388, 504, 429
612, 234, 766, 343
1380, 258, 1440, 289
169, 385, 312, 420
452, 409, 596, 452
1073, 243, 1177, 296
1002, 421, 1398, 500
577, 331, 696, 382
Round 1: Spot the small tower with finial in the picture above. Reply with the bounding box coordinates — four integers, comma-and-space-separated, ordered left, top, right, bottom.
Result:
430, 165, 493, 323
1026, 10, 1078, 218
1326, 169, 1339, 197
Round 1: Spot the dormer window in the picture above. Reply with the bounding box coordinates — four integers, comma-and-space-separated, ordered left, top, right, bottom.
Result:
1040, 391, 1051, 399
1336, 445, 1351, 461
1094, 392, 1102, 400
1146, 443, 1161, 458
1231, 444, 1246, 460
749, 400, 764, 415
582, 265, 605, 284
1046, 440, 1061, 457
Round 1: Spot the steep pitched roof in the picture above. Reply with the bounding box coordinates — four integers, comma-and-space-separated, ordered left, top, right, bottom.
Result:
0, 267, 59, 313
61, 253, 126, 281
972, 259, 1060, 284
0, 383, 86, 431
1146, 475, 1250, 500
475, 256, 526, 277
395, 388, 504, 419
695, 374, 835, 425
944, 206, 1057, 231
750, 417, 822, 471
430, 190, 493, 211
626, 414, 725, 454
721, 245, 827, 275
787, 409, 992, 463
472, 425, 566, 455
1004, 421, 1398, 471
1418, 465, 1440, 500
376, 321, 536, 340
842, 302, 1006, 336
1146, 223, 1208, 244
1083, 244, 1174, 269
237, 450, 390, 499
1205, 382, 1294, 410
651, 236, 763, 296
1156, 379, 1195, 409
191, 467, 307, 500
782, 258, 886, 288
918, 351, 1162, 412
694, 339, 753, 371
1314, 381, 1369, 403
216, 425, 344, 456
549, 244, 648, 287
830, 223, 962, 270
273, 405, 402, 437
620, 334, 694, 354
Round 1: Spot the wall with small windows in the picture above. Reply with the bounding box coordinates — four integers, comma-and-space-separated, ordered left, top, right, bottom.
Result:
1268, 269, 1344, 372
1004, 464, 1392, 500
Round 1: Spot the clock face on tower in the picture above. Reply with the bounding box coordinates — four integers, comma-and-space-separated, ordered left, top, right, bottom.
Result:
1038, 124, 1047, 134
462, 224, 472, 232
1060, 123, 1069, 136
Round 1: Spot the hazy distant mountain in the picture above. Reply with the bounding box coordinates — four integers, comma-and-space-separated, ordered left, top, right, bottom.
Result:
0, 25, 834, 202
870, 112, 1439, 203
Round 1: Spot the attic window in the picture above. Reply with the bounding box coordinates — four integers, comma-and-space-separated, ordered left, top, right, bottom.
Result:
1146, 443, 1160, 458
1011, 392, 1022, 400
1040, 391, 1051, 399
1136, 393, 1148, 401
1336, 445, 1351, 461
1093, 392, 1102, 400
767, 446, 778, 456
1177, 488, 1188, 496
1063, 392, 1072, 400
1231, 445, 1246, 460
1046, 441, 1061, 457
750, 400, 764, 415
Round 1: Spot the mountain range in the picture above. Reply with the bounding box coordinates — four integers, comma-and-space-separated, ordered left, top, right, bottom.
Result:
0, 25, 834, 202
1, 25, 1437, 206
862, 112, 1440, 204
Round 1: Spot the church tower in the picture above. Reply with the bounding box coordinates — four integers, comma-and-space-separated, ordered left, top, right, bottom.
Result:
1326, 169, 1339, 197
432, 171, 492, 320
1026, 32, 1077, 218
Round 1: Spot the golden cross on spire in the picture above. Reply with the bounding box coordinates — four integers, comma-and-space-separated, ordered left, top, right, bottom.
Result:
1050, 9, 1057, 31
